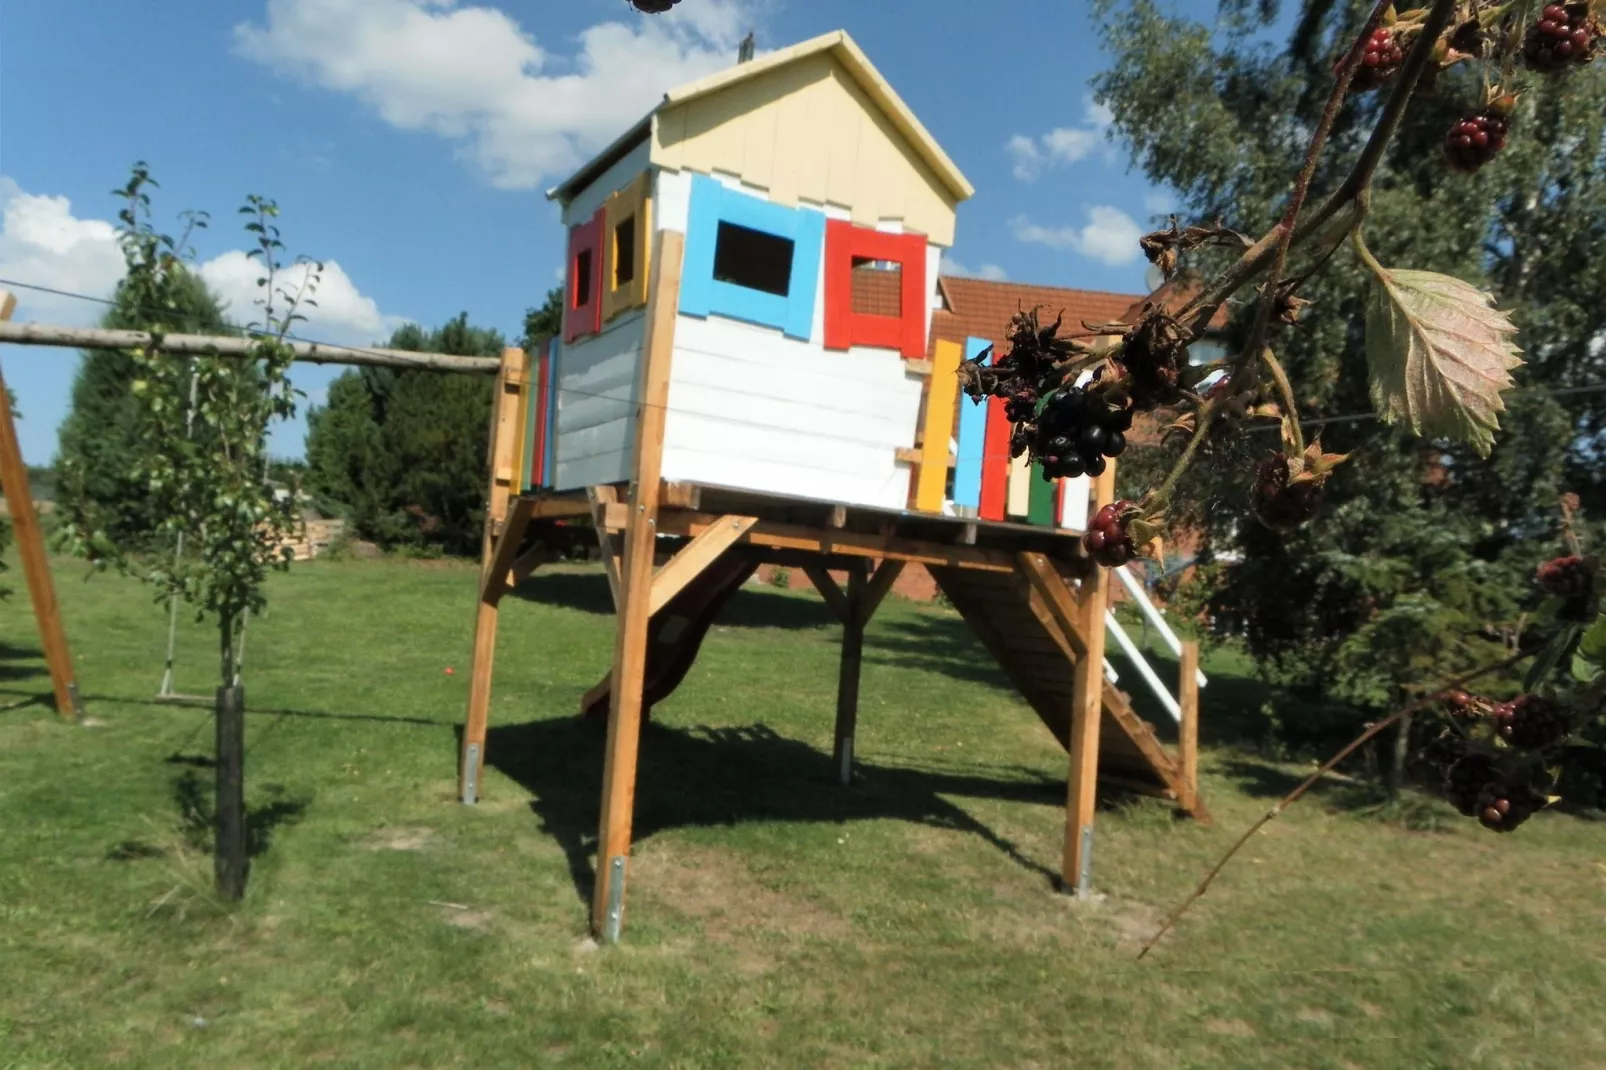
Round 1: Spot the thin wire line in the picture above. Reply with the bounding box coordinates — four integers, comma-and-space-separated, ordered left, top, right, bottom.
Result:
8, 273, 1606, 453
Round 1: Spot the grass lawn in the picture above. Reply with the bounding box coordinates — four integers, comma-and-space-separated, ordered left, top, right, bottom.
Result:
2, 555, 1603, 1068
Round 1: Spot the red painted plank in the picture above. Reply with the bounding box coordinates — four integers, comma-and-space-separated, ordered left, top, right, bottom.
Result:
979, 395, 1010, 521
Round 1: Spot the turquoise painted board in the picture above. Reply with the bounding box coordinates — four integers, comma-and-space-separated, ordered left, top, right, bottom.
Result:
679, 174, 824, 340
952, 335, 991, 509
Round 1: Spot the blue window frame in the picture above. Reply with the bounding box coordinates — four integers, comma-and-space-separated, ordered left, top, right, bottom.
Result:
679, 174, 825, 340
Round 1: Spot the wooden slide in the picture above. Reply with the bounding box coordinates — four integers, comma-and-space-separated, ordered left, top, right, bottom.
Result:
580, 553, 758, 720
928, 564, 1203, 814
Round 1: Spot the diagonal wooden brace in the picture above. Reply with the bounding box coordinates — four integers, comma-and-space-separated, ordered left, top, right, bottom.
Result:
647, 515, 757, 617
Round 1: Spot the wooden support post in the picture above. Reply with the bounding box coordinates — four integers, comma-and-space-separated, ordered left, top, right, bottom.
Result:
832, 562, 869, 786
1064, 462, 1115, 899
1179, 639, 1200, 814
479, 497, 536, 605
0, 290, 81, 721
458, 346, 525, 804
593, 230, 683, 943
214, 684, 247, 900
803, 565, 852, 625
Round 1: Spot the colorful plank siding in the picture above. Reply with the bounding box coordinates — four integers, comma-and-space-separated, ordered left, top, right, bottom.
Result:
952, 336, 990, 512
1060, 473, 1091, 530
914, 338, 963, 512
978, 393, 1010, 522
1027, 464, 1056, 526
1006, 452, 1032, 518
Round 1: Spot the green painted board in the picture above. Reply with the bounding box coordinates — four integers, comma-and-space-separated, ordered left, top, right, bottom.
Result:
1027, 465, 1056, 527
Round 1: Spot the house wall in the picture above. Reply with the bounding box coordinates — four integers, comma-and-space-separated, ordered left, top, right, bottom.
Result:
560, 137, 653, 228
657, 312, 924, 509
651, 52, 959, 247
550, 308, 645, 491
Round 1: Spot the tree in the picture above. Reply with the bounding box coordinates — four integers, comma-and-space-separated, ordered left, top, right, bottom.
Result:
57, 258, 232, 553
522, 285, 563, 351
1087, 0, 1605, 781
304, 313, 505, 555
64, 163, 310, 900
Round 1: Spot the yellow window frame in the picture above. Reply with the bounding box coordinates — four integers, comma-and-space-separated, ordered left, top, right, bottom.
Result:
602, 171, 652, 322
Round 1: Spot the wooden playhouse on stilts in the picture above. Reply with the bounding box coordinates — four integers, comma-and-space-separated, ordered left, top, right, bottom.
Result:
457, 30, 1207, 943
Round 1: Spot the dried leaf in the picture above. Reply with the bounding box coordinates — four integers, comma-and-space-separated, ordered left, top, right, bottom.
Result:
1363, 266, 1523, 457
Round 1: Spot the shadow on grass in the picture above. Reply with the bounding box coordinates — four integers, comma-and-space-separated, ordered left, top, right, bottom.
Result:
0, 640, 46, 685
480, 716, 1081, 907
79, 692, 441, 728
509, 569, 838, 631
107, 769, 311, 871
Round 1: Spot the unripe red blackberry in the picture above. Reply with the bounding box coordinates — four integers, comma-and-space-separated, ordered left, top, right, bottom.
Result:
1340, 27, 1406, 90
1444, 110, 1510, 173
1524, 3, 1597, 71
1535, 554, 1594, 598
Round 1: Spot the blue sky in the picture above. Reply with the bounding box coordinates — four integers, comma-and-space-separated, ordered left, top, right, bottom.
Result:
0, 0, 1188, 465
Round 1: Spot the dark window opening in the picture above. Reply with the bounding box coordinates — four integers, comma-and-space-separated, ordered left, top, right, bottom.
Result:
573, 248, 594, 308
613, 216, 636, 287
713, 221, 794, 297
850, 256, 903, 317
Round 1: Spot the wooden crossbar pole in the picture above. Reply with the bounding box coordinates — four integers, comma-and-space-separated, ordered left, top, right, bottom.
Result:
594, 229, 683, 943
0, 320, 499, 374
803, 565, 852, 625
458, 347, 526, 804
1064, 461, 1116, 898
0, 290, 81, 720
1179, 639, 1201, 813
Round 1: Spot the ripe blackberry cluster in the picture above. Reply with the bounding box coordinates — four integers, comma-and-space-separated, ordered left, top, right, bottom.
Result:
1083, 499, 1138, 567
1525, 4, 1596, 70
1491, 694, 1572, 749
1251, 453, 1324, 532
1343, 27, 1405, 90
629, 0, 681, 11
1443, 754, 1541, 832
1031, 387, 1133, 480
1444, 110, 1510, 173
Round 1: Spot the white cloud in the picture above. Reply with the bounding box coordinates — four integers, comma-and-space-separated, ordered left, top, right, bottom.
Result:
233, 0, 754, 191
1010, 206, 1143, 266
0, 175, 407, 347
1006, 96, 1114, 182
939, 255, 1008, 281
0, 177, 125, 326
198, 251, 409, 345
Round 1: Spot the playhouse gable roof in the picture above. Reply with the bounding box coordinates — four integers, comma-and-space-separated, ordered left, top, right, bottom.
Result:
548, 31, 973, 244
656, 31, 973, 204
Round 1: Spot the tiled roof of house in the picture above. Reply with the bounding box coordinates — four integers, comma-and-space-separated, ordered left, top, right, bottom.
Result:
927, 273, 1229, 361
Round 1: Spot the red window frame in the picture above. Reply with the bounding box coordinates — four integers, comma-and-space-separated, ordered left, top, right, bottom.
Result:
823, 220, 928, 359
564, 207, 606, 343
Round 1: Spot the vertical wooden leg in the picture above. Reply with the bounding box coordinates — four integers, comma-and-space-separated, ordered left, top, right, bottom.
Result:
832, 565, 868, 786
590, 228, 683, 943
458, 346, 525, 804
592, 543, 653, 941
459, 597, 501, 804
1064, 466, 1115, 898
1179, 639, 1200, 814
0, 293, 81, 721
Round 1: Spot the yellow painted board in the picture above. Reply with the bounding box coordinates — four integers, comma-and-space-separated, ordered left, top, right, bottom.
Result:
1007, 451, 1032, 518
915, 339, 962, 512
507, 349, 532, 497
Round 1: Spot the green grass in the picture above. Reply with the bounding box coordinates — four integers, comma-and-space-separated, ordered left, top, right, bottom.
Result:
2, 557, 1603, 1069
